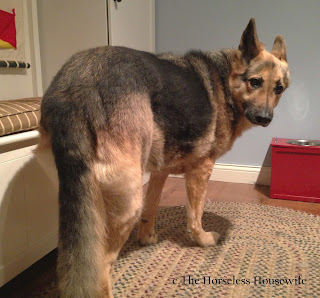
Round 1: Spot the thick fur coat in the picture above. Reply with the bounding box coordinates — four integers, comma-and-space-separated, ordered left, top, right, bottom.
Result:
36, 19, 289, 297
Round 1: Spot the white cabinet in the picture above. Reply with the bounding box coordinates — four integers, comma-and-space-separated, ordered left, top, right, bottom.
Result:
0, 135, 58, 286
0, 158, 28, 266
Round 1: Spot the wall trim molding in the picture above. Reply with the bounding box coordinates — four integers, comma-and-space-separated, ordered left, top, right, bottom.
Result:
143, 173, 150, 185
211, 163, 271, 186
170, 163, 271, 186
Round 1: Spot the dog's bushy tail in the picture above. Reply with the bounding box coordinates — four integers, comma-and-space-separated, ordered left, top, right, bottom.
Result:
48, 114, 107, 297
56, 163, 106, 296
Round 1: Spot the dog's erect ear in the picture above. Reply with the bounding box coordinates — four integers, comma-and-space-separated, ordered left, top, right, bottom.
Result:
271, 35, 287, 61
238, 18, 261, 63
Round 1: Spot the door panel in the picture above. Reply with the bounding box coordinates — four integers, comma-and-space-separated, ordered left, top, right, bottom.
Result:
108, 0, 155, 52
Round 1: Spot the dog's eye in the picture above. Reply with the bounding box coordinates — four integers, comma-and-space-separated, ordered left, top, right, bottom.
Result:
249, 78, 261, 89
275, 85, 284, 94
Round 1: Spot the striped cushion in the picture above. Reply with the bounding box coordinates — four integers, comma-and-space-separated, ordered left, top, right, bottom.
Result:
0, 98, 41, 137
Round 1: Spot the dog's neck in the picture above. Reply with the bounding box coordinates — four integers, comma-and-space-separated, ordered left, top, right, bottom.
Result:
205, 49, 255, 151
160, 49, 254, 147
206, 49, 238, 112
206, 49, 247, 128
221, 49, 255, 132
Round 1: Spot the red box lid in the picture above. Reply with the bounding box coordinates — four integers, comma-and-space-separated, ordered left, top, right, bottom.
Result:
271, 138, 320, 153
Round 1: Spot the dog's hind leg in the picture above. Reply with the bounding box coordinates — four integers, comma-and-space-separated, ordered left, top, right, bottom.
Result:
185, 158, 220, 247
94, 137, 149, 297
94, 100, 153, 295
137, 170, 169, 245
100, 167, 144, 296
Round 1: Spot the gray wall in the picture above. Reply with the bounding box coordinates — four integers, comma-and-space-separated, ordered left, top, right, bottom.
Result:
156, 0, 320, 166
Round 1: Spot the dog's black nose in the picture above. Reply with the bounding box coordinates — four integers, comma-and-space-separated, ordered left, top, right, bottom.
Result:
255, 111, 273, 126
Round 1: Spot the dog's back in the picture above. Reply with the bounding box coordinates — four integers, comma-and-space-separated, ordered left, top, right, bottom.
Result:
40, 46, 222, 172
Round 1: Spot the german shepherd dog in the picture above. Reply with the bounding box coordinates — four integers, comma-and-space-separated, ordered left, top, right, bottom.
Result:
36, 18, 289, 297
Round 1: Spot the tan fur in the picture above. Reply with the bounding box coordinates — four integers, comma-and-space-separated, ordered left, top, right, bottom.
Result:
92, 93, 153, 295
185, 157, 218, 246
230, 50, 290, 112
158, 52, 188, 68
146, 123, 165, 172
138, 170, 169, 245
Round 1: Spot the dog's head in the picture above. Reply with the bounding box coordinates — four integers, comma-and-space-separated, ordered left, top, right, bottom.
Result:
230, 18, 290, 127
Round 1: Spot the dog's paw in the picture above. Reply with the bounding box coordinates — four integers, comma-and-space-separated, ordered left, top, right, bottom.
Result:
195, 231, 220, 247
138, 231, 159, 245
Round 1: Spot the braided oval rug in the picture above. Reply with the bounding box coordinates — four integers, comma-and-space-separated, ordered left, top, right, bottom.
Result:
38, 202, 320, 298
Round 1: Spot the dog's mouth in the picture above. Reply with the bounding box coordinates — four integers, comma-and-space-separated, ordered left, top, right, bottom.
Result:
244, 108, 273, 127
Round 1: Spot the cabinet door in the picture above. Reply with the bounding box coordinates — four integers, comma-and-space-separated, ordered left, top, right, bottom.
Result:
24, 157, 58, 246
108, 0, 155, 52
0, 157, 28, 266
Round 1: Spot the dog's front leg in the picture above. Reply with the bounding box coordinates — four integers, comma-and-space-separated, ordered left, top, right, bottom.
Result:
138, 170, 169, 245
185, 158, 219, 246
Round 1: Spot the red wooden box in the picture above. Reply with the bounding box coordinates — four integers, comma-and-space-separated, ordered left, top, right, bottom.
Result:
270, 138, 320, 203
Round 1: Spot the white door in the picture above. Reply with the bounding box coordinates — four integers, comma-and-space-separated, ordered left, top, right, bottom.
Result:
108, 0, 155, 52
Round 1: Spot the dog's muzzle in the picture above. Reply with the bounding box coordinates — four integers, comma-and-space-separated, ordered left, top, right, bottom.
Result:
245, 107, 273, 127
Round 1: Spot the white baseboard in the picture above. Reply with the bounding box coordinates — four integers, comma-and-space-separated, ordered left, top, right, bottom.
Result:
170, 163, 271, 186
211, 163, 271, 186
143, 173, 150, 185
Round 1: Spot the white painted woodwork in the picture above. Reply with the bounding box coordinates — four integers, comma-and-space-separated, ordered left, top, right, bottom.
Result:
171, 164, 272, 186
108, 0, 155, 52
0, 139, 58, 286
37, 0, 109, 91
